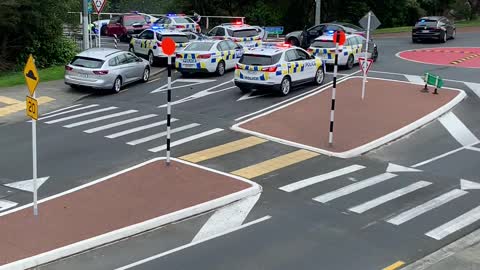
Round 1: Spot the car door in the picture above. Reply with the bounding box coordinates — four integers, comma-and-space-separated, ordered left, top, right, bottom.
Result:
285, 49, 302, 83
108, 16, 121, 36
306, 25, 325, 46
295, 49, 315, 81
119, 53, 138, 82
134, 30, 149, 55
226, 40, 243, 68
217, 41, 232, 69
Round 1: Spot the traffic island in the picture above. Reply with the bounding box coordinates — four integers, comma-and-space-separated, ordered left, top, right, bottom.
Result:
397, 47, 480, 69
233, 76, 466, 158
0, 158, 261, 270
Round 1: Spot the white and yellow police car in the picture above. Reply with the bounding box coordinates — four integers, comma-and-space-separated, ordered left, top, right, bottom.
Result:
175, 40, 244, 76
129, 28, 190, 65
307, 34, 378, 69
153, 14, 201, 33
207, 23, 265, 49
234, 44, 325, 96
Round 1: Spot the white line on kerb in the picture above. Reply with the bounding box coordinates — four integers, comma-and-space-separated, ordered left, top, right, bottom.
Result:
114, 215, 271, 270
279, 165, 366, 192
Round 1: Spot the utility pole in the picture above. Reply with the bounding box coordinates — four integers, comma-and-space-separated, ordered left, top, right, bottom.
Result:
82, 0, 89, 50
315, 0, 321, 25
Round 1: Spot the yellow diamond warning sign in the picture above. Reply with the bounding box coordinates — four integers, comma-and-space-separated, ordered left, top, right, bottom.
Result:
24, 54, 39, 96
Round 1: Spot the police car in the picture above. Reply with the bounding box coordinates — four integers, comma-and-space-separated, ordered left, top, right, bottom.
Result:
307, 34, 378, 69
129, 28, 190, 65
207, 23, 265, 49
153, 14, 201, 33
176, 40, 244, 76
234, 44, 325, 96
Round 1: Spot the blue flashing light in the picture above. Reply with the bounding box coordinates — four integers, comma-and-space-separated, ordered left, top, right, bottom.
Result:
327, 30, 335, 35
420, 19, 425, 22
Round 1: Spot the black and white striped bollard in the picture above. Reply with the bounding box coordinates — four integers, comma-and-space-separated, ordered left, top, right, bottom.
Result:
329, 31, 345, 146
166, 55, 172, 164
113, 34, 118, 49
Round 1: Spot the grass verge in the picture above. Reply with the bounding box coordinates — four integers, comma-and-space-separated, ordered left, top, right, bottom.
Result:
374, 19, 480, 34
0, 65, 65, 88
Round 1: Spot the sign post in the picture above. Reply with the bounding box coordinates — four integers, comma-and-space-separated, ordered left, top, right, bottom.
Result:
329, 31, 346, 146
24, 55, 40, 216
161, 38, 176, 165
423, 73, 443, 94
359, 11, 381, 99
92, 0, 107, 48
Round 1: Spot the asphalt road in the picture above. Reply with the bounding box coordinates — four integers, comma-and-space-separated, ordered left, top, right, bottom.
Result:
0, 31, 479, 270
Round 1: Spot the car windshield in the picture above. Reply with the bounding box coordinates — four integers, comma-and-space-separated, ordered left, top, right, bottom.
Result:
173, 18, 191, 24
416, 20, 438, 27
185, 42, 214, 51
232, 29, 259, 38
239, 54, 280, 65
124, 16, 146, 26
70, 57, 104, 68
161, 35, 189, 43
310, 40, 335, 48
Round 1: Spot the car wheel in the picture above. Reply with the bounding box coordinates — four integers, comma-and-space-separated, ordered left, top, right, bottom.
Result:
279, 76, 291, 96
239, 87, 251, 94
216, 61, 225, 76
314, 67, 325, 85
451, 29, 456, 39
112, 77, 122, 93
346, 55, 354, 70
142, 68, 150, 82
148, 51, 155, 66
373, 48, 379, 62
288, 38, 300, 47
441, 32, 447, 43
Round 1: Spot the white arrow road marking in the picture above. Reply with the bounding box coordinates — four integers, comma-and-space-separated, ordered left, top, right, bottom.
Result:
237, 91, 271, 101
158, 80, 235, 108
192, 193, 261, 242
0, 200, 18, 211
460, 179, 480, 190
386, 163, 422, 173
464, 82, 480, 98
439, 112, 479, 146
151, 79, 216, 93
5, 176, 50, 192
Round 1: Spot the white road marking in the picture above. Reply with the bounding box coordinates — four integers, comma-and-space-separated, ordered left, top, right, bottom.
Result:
279, 165, 366, 192
425, 205, 480, 240
5, 176, 50, 192
115, 215, 271, 270
63, 110, 138, 128
387, 189, 467, 225
192, 194, 260, 242
237, 92, 271, 101
0, 200, 18, 212
45, 107, 117, 124
466, 146, 480, 152
464, 82, 480, 98
404, 75, 425, 85
313, 173, 397, 203
126, 123, 200, 145
42, 104, 83, 116
158, 82, 235, 108
105, 119, 177, 139
460, 179, 480, 190
148, 128, 223, 152
84, 114, 158, 133
439, 112, 479, 146
39, 104, 99, 120
151, 78, 216, 93
349, 181, 432, 214
411, 145, 470, 168
386, 163, 422, 173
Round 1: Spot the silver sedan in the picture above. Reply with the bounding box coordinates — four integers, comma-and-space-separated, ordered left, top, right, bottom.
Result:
65, 48, 151, 93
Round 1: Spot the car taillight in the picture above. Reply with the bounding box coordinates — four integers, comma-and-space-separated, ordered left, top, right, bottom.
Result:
93, 70, 109, 75
261, 66, 277, 72
176, 25, 186, 29
307, 48, 314, 53
65, 65, 73, 71
235, 64, 240, 69
197, 54, 211, 59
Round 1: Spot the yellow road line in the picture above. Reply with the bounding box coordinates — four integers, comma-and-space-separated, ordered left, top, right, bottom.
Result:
0, 96, 55, 117
231, 149, 320, 179
383, 261, 405, 270
0, 96, 22, 105
180, 136, 267, 163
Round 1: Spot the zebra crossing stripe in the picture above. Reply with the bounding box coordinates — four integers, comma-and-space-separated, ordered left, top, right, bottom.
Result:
349, 181, 432, 214
0, 200, 18, 212
63, 110, 138, 128
425, 205, 480, 240
105, 118, 177, 138
126, 123, 200, 146
387, 189, 467, 225
313, 173, 397, 203
279, 165, 366, 192
84, 114, 158, 133
42, 104, 83, 116
39, 104, 99, 120
148, 128, 224, 153
45, 107, 118, 124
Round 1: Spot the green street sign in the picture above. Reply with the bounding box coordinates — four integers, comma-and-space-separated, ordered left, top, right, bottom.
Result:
424, 73, 443, 88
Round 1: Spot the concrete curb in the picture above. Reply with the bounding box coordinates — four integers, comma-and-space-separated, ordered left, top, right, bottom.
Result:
0, 157, 262, 270
232, 76, 467, 158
